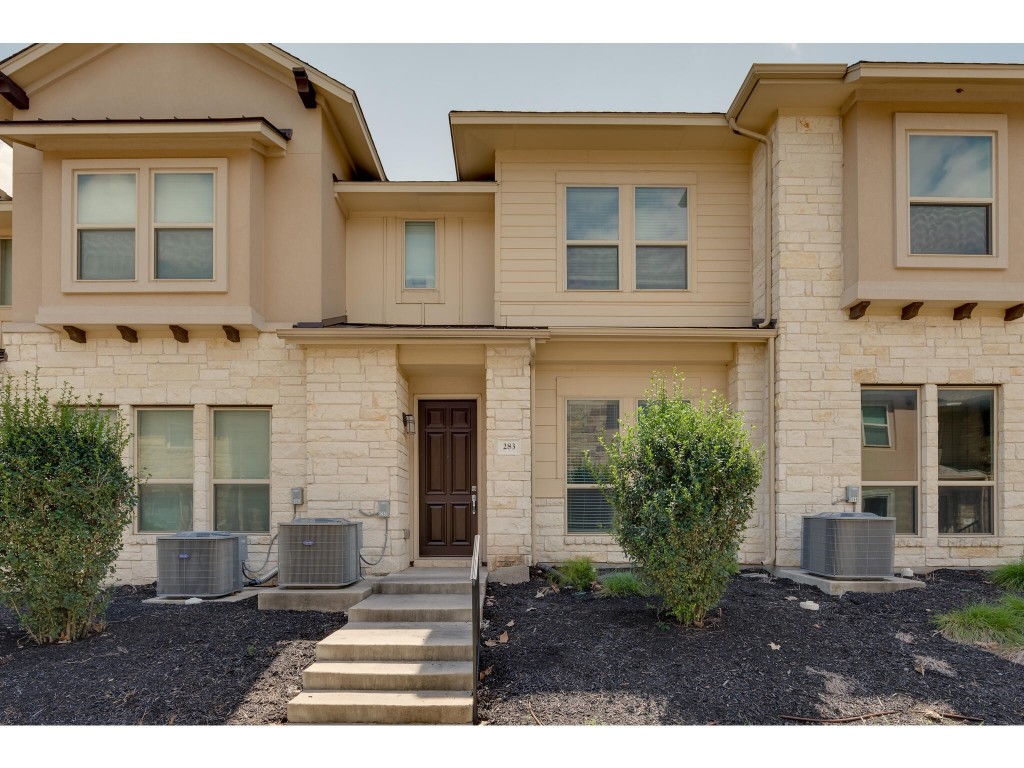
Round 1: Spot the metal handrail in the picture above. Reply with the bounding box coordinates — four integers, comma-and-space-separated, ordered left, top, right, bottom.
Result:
469, 533, 481, 724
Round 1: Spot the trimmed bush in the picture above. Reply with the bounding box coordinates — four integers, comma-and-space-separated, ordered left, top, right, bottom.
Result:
0, 374, 138, 644
934, 594, 1024, 647
595, 373, 762, 626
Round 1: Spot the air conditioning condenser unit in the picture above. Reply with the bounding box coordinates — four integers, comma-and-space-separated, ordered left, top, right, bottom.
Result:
801, 512, 896, 579
278, 517, 362, 588
156, 531, 247, 598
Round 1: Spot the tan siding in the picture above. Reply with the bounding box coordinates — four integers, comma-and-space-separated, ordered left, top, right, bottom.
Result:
495, 152, 753, 328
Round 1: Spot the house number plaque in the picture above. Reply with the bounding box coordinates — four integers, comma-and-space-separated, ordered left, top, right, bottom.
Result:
497, 440, 521, 455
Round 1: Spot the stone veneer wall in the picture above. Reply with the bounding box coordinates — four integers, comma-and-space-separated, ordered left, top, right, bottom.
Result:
771, 114, 1024, 568
1, 329, 308, 583
303, 345, 409, 574
484, 344, 532, 567
729, 342, 770, 564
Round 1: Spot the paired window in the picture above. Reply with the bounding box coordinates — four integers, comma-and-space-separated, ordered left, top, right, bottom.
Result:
63, 159, 227, 291
135, 407, 271, 534
894, 113, 1008, 269
565, 185, 689, 291
0, 237, 10, 306
861, 387, 995, 535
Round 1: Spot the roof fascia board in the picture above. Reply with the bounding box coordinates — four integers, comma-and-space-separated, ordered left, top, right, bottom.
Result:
334, 181, 498, 195
278, 327, 549, 345
450, 112, 730, 127
727, 63, 850, 122
848, 61, 1024, 83
548, 327, 777, 342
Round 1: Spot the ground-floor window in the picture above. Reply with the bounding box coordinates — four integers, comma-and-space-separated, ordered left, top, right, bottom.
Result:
212, 408, 271, 533
136, 408, 194, 532
860, 386, 996, 536
861, 388, 919, 534
938, 388, 995, 534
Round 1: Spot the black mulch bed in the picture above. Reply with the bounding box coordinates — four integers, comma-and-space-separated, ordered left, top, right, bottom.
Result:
0, 585, 345, 725
1, 570, 1021, 726
477, 569, 1024, 726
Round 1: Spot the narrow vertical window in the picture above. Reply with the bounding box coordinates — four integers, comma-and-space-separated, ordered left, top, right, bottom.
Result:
566, 187, 619, 290
566, 399, 619, 532
0, 238, 11, 305
861, 389, 918, 534
76, 172, 137, 280
404, 221, 436, 289
635, 187, 688, 289
137, 409, 194, 532
213, 409, 271, 533
938, 388, 995, 535
153, 172, 214, 279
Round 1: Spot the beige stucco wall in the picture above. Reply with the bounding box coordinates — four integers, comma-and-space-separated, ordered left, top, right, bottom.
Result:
5, 44, 355, 327
494, 149, 753, 328
345, 214, 495, 326
772, 112, 1024, 569
843, 100, 1024, 304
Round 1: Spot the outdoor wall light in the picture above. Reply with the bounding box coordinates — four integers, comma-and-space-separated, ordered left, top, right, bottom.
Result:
402, 412, 416, 434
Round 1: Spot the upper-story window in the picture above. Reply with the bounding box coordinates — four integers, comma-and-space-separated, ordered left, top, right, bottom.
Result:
0, 237, 11, 306
894, 113, 1008, 269
62, 158, 227, 293
565, 185, 689, 291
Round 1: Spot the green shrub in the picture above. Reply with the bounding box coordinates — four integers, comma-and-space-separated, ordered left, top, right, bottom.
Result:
598, 570, 650, 598
552, 557, 598, 592
934, 594, 1024, 646
0, 374, 138, 644
992, 559, 1024, 592
594, 373, 762, 626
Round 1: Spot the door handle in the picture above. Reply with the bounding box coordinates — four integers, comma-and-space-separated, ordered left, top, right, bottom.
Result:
471, 494, 477, 515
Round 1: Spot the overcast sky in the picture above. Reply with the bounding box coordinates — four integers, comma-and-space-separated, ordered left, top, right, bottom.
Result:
2, 5, 1024, 192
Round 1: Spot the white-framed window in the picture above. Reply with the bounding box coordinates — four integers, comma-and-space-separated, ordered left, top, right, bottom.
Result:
564, 183, 690, 291
61, 158, 228, 293
894, 113, 1008, 269
861, 388, 919, 535
212, 408, 271, 533
938, 388, 995, 535
0, 237, 11, 306
404, 220, 437, 290
136, 408, 194, 533
566, 399, 620, 533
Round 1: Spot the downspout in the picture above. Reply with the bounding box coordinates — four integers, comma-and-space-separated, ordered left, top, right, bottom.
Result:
729, 116, 777, 567
529, 336, 537, 569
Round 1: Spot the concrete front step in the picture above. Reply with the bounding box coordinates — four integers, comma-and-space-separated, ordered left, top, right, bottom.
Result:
316, 622, 473, 661
288, 690, 473, 724
375, 577, 472, 595
303, 660, 473, 691
347, 593, 473, 623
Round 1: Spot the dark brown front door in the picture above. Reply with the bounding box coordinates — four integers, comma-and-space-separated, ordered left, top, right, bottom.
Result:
419, 400, 477, 557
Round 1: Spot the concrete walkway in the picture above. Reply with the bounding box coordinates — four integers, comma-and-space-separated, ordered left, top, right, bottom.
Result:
287, 567, 485, 725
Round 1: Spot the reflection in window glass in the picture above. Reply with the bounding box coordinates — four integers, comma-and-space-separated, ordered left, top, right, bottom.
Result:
861, 389, 918, 534
938, 389, 994, 534
1, 238, 11, 305
567, 188, 619, 291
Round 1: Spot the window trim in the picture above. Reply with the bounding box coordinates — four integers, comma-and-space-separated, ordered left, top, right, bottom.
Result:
211, 407, 272, 534
937, 386, 997, 537
61, 158, 228, 293
135, 407, 195, 534
893, 113, 1008, 270
557, 171, 696, 294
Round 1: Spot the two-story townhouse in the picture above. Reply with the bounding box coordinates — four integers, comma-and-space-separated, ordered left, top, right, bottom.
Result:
1, 44, 1022, 584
